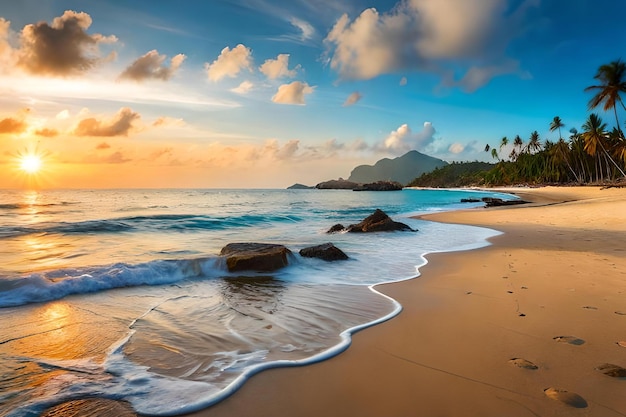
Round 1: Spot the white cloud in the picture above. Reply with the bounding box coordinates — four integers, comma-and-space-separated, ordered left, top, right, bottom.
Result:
271, 81, 314, 105
343, 91, 362, 107
380, 122, 436, 153
324, 0, 538, 90
259, 54, 297, 79
290, 17, 315, 41
205, 44, 253, 82
231, 80, 254, 94
448, 142, 465, 154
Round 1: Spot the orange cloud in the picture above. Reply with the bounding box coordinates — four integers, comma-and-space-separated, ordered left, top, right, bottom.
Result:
0, 117, 27, 134
119, 49, 186, 82
17, 10, 117, 76
272, 81, 314, 105
205, 44, 252, 81
74, 107, 140, 137
35, 128, 59, 137
96, 142, 110, 150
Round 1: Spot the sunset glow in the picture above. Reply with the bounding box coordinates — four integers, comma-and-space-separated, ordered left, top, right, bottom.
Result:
0, 2, 624, 189
19, 154, 43, 174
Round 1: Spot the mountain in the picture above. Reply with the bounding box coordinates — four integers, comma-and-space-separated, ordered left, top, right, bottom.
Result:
348, 150, 448, 185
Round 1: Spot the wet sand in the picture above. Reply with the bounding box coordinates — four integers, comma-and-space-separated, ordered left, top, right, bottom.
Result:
187, 186, 626, 417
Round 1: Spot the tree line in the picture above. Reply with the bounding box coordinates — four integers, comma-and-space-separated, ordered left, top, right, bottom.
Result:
481, 59, 626, 185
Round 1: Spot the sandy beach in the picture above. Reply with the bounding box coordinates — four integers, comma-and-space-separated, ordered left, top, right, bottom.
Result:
183, 186, 626, 417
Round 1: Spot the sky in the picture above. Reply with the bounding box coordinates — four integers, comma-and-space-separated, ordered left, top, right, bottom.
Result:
1, 0, 625, 189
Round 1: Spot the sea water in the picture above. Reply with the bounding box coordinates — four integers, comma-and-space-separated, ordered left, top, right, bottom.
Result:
0, 188, 514, 416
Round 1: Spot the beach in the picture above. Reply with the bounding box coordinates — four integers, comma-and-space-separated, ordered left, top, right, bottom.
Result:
186, 186, 626, 417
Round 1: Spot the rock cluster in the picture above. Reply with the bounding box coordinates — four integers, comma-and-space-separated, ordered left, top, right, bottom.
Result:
327, 209, 415, 233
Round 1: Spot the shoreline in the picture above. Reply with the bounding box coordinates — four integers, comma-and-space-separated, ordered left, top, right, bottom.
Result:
183, 186, 626, 417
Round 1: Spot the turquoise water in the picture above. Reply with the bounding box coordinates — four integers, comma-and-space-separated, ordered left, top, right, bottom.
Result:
0, 188, 513, 416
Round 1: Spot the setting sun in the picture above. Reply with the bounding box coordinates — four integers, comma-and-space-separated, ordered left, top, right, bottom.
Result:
19, 154, 43, 174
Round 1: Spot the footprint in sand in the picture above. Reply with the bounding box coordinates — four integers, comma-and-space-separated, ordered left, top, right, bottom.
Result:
617, 341, 626, 348
553, 336, 585, 345
582, 306, 598, 310
544, 387, 588, 408
508, 358, 538, 370
615, 311, 626, 316
595, 363, 626, 378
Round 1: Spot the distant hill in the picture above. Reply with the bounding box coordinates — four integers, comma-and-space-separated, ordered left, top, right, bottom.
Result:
287, 183, 314, 189
407, 161, 495, 187
348, 150, 448, 185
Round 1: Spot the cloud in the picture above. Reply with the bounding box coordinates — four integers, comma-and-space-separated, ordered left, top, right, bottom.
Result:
231, 80, 254, 95
56, 110, 70, 119
271, 81, 314, 105
448, 142, 465, 154
259, 54, 298, 79
0, 117, 27, 134
205, 44, 253, 81
152, 116, 185, 127
261, 139, 300, 160
35, 128, 58, 137
343, 91, 362, 106
101, 151, 130, 164
17, 10, 117, 76
324, 0, 537, 90
96, 142, 110, 150
74, 107, 140, 137
289, 17, 315, 41
379, 122, 436, 153
119, 49, 186, 82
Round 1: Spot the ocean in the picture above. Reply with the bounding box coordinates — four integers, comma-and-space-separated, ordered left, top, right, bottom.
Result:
0, 188, 514, 416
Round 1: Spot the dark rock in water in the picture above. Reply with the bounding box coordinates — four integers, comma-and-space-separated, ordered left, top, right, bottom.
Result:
220, 243, 291, 272
299, 243, 349, 261
327, 224, 345, 234
338, 209, 416, 233
460, 198, 481, 203
596, 363, 626, 378
482, 197, 529, 207
315, 178, 360, 189
287, 183, 313, 189
353, 181, 403, 191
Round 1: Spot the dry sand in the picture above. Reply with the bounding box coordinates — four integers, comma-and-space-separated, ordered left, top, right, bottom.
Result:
188, 186, 626, 417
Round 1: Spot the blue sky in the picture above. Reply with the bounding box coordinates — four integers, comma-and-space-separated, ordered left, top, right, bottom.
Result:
1, 0, 625, 188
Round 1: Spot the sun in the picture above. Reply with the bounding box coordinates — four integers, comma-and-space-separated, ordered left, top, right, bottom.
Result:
19, 154, 43, 174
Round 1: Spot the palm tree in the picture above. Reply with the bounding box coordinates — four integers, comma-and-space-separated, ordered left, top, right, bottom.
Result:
550, 116, 565, 140
581, 113, 626, 180
527, 131, 541, 154
585, 59, 626, 137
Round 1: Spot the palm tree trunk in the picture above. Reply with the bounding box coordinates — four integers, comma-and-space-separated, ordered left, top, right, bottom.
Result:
599, 140, 626, 178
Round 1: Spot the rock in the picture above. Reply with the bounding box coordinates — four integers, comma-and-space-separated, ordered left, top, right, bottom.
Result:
460, 198, 481, 203
299, 243, 348, 261
595, 363, 626, 378
353, 181, 403, 191
315, 178, 360, 190
481, 197, 529, 207
220, 243, 292, 272
287, 183, 313, 189
345, 209, 415, 233
327, 224, 345, 234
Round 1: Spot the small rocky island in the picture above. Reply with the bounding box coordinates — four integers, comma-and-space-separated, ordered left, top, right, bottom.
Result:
315, 179, 403, 191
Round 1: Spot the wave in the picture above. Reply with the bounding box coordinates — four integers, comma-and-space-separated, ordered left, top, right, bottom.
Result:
0, 213, 304, 239
0, 257, 224, 308
0, 202, 77, 210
